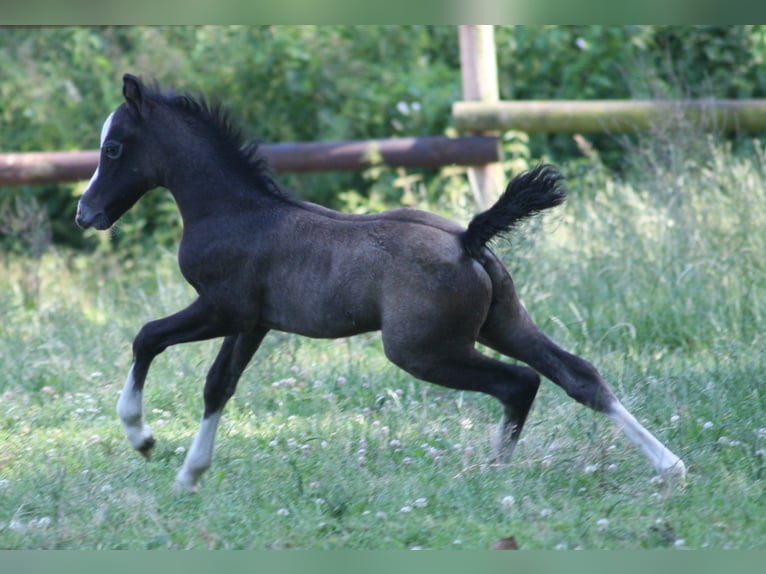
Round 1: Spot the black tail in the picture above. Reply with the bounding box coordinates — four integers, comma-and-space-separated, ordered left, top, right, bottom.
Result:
461, 164, 568, 259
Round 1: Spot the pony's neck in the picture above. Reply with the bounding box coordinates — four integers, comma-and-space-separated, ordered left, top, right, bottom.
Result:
160, 143, 278, 225
148, 110, 285, 225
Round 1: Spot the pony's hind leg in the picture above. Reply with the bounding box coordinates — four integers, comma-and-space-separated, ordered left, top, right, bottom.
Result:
492, 368, 541, 463
175, 329, 267, 493
480, 293, 686, 480
382, 333, 542, 465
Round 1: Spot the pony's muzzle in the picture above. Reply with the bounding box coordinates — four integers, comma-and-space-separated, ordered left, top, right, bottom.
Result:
76, 201, 111, 230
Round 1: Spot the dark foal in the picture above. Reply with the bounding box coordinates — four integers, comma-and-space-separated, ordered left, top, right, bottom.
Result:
76, 74, 685, 492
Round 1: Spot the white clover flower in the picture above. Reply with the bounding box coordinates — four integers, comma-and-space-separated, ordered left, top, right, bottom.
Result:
30, 517, 52, 530
414, 497, 428, 508
596, 518, 609, 532
702, 421, 714, 430
8, 519, 24, 532
276, 508, 290, 516
400, 505, 413, 514
501, 495, 515, 509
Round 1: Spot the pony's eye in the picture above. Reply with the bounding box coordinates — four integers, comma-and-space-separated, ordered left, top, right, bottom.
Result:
103, 140, 123, 160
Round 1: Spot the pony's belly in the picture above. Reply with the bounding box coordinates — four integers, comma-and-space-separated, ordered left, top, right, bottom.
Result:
260, 299, 380, 339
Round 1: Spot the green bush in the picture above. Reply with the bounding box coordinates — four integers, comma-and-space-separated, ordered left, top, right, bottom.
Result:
2, 26, 766, 253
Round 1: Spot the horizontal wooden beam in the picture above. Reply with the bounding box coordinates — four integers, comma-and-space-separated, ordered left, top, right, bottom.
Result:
453, 99, 766, 133
0, 150, 101, 187
264, 135, 500, 172
0, 136, 501, 187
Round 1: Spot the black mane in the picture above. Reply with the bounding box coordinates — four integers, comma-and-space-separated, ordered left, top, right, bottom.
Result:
142, 81, 287, 197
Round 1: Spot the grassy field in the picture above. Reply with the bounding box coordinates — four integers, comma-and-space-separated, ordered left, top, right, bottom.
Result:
1, 135, 765, 549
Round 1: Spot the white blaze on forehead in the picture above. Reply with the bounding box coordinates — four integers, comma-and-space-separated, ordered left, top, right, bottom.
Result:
85, 111, 115, 192
99, 111, 115, 146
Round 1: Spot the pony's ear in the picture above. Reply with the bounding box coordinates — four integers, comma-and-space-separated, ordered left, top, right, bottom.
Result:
122, 73, 145, 118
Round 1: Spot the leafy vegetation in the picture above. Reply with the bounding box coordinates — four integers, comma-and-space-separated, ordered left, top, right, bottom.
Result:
2, 26, 766, 251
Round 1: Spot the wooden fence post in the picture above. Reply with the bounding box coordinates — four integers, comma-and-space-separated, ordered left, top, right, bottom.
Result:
458, 25, 505, 209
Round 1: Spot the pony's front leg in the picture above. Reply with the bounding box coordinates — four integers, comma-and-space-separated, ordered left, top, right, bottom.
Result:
117, 362, 155, 457
116, 298, 233, 460
175, 330, 267, 493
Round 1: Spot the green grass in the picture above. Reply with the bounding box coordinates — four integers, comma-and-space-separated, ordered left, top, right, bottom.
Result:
1, 136, 765, 549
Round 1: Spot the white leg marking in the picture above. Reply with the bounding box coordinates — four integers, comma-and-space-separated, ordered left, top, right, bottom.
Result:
174, 411, 223, 494
491, 415, 519, 463
607, 401, 686, 481
116, 363, 154, 453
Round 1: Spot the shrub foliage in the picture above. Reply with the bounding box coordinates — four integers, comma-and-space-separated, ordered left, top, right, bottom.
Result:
2, 26, 766, 251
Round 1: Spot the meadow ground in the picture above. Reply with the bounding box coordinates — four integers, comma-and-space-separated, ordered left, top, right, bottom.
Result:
0, 135, 764, 549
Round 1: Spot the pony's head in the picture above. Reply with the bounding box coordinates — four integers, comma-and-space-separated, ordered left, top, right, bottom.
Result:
76, 74, 162, 230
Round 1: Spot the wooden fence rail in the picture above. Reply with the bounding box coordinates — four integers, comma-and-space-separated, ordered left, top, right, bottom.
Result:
0, 135, 501, 187
453, 99, 766, 134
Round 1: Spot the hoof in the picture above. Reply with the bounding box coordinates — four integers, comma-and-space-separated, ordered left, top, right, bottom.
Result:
174, 476, 199, 495
138, 436, 156, 459
659, 458, 687, 484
